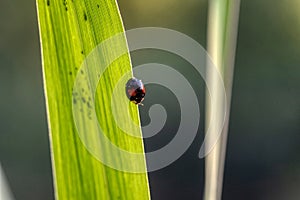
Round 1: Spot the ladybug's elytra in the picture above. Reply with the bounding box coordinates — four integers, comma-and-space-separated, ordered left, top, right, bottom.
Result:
126, 77, 146, 105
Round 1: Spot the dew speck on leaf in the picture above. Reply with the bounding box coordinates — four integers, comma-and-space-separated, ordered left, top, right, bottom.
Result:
82, 97, 86, 103
69, 71, 72, 75
88, 111, 92, 120
63, 0, 68, 11
87, 101, 92, 108
97, 4, 100, 8
84, 13, 87, 21
47, 0, 50, 6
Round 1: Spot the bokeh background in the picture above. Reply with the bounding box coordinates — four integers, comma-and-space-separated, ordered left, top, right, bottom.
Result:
0, 0, 299, 199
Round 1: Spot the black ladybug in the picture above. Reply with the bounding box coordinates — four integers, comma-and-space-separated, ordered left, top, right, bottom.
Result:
125, 77, 146, 105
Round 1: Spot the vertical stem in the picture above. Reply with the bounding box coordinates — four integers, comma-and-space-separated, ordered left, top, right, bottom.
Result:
204, 0, 240, 200
0, 164, 15, 200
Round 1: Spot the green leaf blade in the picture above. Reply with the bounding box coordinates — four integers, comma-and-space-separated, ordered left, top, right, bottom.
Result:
36, 0, 150, 199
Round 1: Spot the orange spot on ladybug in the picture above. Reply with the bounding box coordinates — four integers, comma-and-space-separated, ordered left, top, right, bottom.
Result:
127, 88, 136, 97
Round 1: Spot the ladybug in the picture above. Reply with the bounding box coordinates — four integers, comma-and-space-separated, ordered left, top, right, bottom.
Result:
125, 77, 146, 105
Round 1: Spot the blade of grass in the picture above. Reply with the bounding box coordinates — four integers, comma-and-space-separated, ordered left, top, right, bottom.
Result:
204, 0, 240, 200
36, 0, 150, 199
0, 164, 15, 200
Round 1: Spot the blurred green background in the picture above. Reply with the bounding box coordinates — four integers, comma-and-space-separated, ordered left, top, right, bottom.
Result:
0, 0, 299, 199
